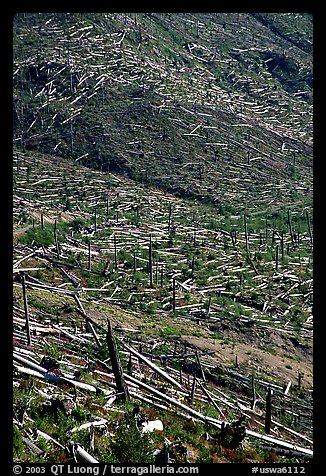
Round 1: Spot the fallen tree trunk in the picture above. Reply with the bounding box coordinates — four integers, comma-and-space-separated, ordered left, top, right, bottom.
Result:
246, 429, 313, 457
123, 372, 222, 428
72, 442, 99, 463
13, 363, 113, 394
123, 342, 185, 392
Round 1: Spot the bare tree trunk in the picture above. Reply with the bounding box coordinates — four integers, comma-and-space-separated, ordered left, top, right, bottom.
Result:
275, 245, 279, 271
172, 277, 176, 313
149, 234, 153, 287
88, 240, 91, 270
306, 210, 313, 245
265, 215, 268, 245
160, 265, 164, 287
191, 255, 195, 277
206, 296, 212, 316
133, 248, 137, 274
106, 194, 110, 219
168, 203, 172, 232
114, 234, 118, 271
21, 272, 31, 346
94, 208, 97, 233
244, 214, 249, 253
127, 352, 132, 376
251, 373, 257, 410
298, 372, 302, 389
54, 220, 60, 258
287, 209, 294, 244
265, 387, 273, 434
195, 350, 206, 382
106, 320, 129, 401
190, 375, 196, 402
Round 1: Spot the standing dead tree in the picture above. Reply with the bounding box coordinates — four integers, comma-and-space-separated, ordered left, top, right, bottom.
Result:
21, 272, 31, 346
106, 320, 130, 401
265, 387, 273, 434
149, 234, 153, 287
244, 213, 249, 253
306, 210, 313, 246
287, 209, 294, 245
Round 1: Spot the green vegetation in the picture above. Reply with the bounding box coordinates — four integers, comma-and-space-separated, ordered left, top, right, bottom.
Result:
111, 413, 155, 463
18, 226, 56, 246
12, 11, 312, 465
13, 13, 312, 211
13, 425, 23, 458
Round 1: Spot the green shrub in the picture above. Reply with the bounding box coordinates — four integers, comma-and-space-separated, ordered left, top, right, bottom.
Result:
159, 326, 184, 337
13, 425, 23, 457
41, 338, 64, 360
65, 198, 73, 211
18, 227, 55, 246
71, 407, 88, 423
195, 443, 211, 463
111, 414, 155, 463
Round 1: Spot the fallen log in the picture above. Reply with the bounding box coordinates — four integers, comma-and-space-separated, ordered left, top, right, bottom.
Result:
123, 342, 185, 392
35, 429, 65, 450
70, 418, 108, 434
13, 363, 112, 395
72, 442, 99, 463
22, 436, 44, 456
123, 372, 222, 428
196, 379, 225, 418
73, 294, 102, 346
246, 429, 313, 457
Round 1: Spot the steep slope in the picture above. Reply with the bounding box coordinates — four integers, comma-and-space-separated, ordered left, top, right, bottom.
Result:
13, 150, 313, 464
13, 12, 312, 211
12, 12, 313, 465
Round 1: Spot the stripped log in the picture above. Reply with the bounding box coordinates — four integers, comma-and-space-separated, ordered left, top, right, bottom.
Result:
13, 352, 50, 373
13, 251, 37, 268
196, 379, 225, 418
73, 294, 102, 346
13, 364, 114, 394
70, 418, 108, 434
72, 442, 99, 463
22, 437, 44, 456
36, 429, 65, 450
124, 372, 222, 427
123, 342, 185, 391
123, 372, 313, 455
246, 429, 313, 457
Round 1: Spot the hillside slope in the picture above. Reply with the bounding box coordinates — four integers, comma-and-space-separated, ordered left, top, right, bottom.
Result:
13, 12, 312, 211
12, 12, 313, 465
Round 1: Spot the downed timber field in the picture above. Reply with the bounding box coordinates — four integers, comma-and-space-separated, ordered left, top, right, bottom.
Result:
13, 13, 313, 465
